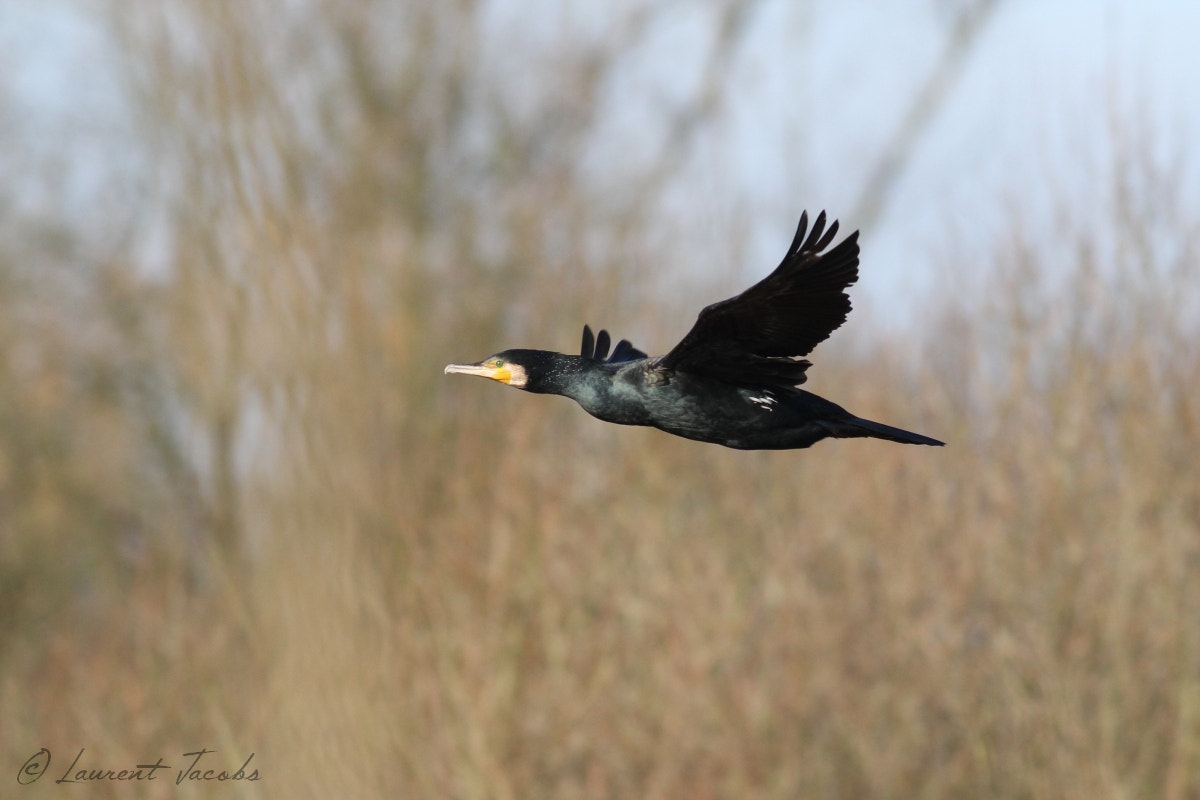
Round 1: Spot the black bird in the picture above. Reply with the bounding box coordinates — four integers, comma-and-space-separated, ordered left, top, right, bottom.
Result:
445, 211, 943, 450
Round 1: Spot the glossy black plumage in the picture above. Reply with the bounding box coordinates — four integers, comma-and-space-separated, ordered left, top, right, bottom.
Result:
445, 211, 943, 450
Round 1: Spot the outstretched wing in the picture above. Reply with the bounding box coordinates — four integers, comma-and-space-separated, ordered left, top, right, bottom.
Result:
657, 211, 859, 388
580, 325, 648, 364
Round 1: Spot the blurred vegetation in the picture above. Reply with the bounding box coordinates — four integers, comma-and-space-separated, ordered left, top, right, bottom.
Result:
2, 1, 1198, 798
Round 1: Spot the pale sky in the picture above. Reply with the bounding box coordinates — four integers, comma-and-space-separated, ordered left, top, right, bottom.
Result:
3, 0, 1198, 331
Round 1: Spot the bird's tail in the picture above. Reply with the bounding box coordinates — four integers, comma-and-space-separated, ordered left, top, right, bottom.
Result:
826, 416, 944, 447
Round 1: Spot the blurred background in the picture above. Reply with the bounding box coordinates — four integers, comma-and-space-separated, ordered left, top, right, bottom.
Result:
2, 0, 1199, 797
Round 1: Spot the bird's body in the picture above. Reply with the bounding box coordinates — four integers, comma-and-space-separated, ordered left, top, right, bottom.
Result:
446, 211, 943, 450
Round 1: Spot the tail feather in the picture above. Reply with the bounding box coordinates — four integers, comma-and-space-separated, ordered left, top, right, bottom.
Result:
827, 416, 944, 447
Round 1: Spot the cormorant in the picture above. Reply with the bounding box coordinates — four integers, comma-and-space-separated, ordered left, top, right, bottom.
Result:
445, 211, 943, 450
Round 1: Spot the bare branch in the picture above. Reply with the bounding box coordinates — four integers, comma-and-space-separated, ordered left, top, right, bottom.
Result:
852, 0, 1005, 231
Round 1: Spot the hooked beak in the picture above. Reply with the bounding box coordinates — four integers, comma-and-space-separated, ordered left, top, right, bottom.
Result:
444, 361, 514, 384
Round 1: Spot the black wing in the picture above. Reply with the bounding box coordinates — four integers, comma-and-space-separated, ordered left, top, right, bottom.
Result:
657, 211, 859, 388
580, 324, 648, 364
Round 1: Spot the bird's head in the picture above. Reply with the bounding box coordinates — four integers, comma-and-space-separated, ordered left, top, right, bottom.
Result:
444, 349, 541, 390
445, 349, 585, 394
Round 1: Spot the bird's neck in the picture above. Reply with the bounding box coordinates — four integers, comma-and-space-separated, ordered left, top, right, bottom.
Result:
529, 354, 648, 425
525, 353, 600, 397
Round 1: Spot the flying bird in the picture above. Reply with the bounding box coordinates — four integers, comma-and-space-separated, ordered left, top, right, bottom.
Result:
445, 211, 943, 450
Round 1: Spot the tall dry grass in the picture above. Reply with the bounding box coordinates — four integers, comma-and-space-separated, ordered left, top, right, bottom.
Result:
2, 1, 1198, 798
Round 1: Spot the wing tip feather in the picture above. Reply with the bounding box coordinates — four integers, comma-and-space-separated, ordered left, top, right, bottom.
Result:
581, 324, 595, 358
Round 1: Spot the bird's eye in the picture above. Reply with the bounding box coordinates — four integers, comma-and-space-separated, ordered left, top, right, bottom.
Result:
494, 359, 505, 367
